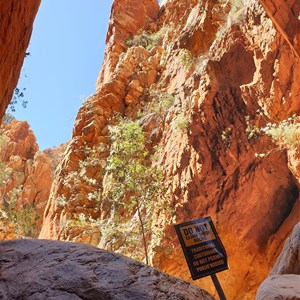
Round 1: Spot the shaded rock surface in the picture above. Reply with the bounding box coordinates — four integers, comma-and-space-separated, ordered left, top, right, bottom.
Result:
256, 222, 300, 300
0, 0, 41, 118
0, 239, 215, 300
256, 275, 300, 300
270, 221, 300, 276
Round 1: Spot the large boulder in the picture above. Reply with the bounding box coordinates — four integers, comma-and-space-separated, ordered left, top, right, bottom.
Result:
256, 275, 300, 300
256, 222, 300, 300
0, 239, 215, 300
269, 222, 300, 276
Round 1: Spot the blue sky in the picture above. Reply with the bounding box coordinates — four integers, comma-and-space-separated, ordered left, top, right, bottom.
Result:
11, 0, 113, 150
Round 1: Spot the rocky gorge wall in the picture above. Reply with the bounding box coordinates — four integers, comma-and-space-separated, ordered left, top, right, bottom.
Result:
37, 0, 300, 299
1, 0, 299, 299
0, 0, 44, 239
0, 119, 66, 239
39, 0, 299, 299
0, 0, 41, 118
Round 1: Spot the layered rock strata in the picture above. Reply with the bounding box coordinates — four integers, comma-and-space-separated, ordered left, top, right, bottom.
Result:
0, 120, 65, 239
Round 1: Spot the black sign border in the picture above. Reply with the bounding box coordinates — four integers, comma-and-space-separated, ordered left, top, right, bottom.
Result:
175, 216, 228, 280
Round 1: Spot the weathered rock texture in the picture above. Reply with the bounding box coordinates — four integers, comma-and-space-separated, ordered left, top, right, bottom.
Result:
96, 0, 159, 87
0, 239, 215, 300
256, 275, 300, 300
270, 221, 300, 276
39, 0, 300, 299
0, 0, 41, 118
0, 120, 66, 239
256, 222, 300, 300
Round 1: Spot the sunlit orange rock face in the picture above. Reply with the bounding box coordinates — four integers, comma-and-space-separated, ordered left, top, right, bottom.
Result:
0, 120, 66, 239
40, 0, 299, 299
96, 0, 159, 88
0, 0, 41, 118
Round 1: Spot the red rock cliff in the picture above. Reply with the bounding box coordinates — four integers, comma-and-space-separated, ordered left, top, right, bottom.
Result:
0, 0, 41, 118
0, 120, 66, 239
39, 0, 300, 299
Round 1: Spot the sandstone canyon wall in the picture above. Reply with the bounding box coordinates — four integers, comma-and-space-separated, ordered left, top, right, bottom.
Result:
34, 0, 299, 299
0, 119, 66, 239
0, 0, 41, 118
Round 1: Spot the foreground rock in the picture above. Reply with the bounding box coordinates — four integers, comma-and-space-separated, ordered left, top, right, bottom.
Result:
256, 222, 300, 300
269, 222, 300, 276
256, 275, 300, 300
0, 239, 215, 300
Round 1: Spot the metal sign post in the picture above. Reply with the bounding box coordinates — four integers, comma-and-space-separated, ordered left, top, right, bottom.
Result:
210, 274, 227, 300
175, 217, 228, 299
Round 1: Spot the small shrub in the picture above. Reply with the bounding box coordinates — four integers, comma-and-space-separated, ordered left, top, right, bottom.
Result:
221, 127, 232, 147
178, 49, 195, 70
171, 115, 190, 132
0, 162, 12, 186
245, 116, 260, 140
126, 26, 169, 51
0, 134, 12, 186
0, 133, 8, 150
150, 91, 174, 113
0, 187, 39, 238
254, 114, 300, 158
64, 145, 104, 193
138, 89, 175, 118
261, 115, 300, 150
56, 195, 67, 208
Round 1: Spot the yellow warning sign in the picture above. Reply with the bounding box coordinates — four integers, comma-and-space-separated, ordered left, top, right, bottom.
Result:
179, 220, 216, 247
175, 217, 228, 280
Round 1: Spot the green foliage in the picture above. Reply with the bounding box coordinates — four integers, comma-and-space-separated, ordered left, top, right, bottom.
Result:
100, 221, 145, 260
0, 187, 40, 238
9, 87, 28, 112
178, 49, 195, 70
0, 133, 8, 149
245, 116, 260, 140
221, 127, 232, 147
126, 26, 168, 51
138, 89, 174, 118
63, 144, 104, 203
104, 117, 164, 264
149, 90, 174, 114
248, 113, 300, 158
171, 115, 190, 132
0, 134, 12, 186
0, 162, 12, 186
56, 194, 67, 208
261, 115, 300, 150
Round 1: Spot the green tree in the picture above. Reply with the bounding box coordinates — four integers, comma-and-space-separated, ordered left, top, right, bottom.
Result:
0, 187, 40, 238
104, 117, 163, 264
